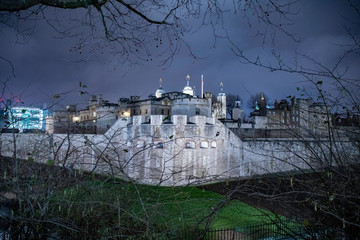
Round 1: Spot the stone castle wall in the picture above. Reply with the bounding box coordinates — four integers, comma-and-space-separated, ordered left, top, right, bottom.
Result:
0, 115, 350, 186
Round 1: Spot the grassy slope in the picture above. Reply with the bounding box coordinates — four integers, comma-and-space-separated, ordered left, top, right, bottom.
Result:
56, 179, 278, 231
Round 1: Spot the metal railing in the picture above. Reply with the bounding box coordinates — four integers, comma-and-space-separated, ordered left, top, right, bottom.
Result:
159, 220, 303, 240
1, 220, 306, 240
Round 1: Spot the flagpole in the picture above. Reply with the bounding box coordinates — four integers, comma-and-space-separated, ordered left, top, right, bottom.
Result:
201, 74, 204, 98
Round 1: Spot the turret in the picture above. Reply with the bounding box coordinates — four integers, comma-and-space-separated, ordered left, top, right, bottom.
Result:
155, 78, 166, 98
182, 74, 194, 96
217, 82, 226, 118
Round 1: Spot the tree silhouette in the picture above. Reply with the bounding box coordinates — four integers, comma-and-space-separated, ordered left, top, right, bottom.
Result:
247, 92, 269, 110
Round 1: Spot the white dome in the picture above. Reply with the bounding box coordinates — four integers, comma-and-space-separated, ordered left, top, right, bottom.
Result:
183, 85, 194, 96
182, 74, 194, 96
155, 87, 166, 98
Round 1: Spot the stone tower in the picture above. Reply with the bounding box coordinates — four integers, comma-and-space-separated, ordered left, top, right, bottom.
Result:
217, 82, 226, 119
232, 98, 244, 123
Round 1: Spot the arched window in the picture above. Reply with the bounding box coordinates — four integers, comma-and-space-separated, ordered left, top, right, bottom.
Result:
185, 141, 196, 149
200, 141, 209, 148
137, 140, 145, 148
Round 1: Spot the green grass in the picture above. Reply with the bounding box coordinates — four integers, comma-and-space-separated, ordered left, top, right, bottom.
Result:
211, 200, 278, 229
56, 179, 277, 228
50, 178, 282, 239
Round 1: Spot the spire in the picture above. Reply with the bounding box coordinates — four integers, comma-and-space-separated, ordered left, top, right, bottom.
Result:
216, 82, 226, 119
218, 82, 226, 97
155, 77, 165, 98
182, 74, 194, 96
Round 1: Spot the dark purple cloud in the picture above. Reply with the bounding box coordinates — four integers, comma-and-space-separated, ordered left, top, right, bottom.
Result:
0, 0, 359, 112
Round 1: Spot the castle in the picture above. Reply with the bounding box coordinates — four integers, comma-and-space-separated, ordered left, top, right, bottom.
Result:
0, 75, 357, 186
45, 75, 233, 135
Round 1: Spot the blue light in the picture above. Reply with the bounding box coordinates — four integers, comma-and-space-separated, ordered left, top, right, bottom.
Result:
8, 107, 45, 132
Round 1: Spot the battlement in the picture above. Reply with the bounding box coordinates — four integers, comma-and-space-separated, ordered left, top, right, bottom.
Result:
172, 97, 209, 104
130, 115, 216, 126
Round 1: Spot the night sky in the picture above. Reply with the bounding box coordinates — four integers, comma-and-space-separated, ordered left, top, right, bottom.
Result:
0, 0, 359, 113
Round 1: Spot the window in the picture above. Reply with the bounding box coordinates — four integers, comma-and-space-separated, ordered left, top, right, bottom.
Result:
161, 109, 164, 115
145, 109, 148, 114
154, 141, 164, 149
200, 141, 209, 148
211, 141, 217, 148
137, 140, 145, 148
185, 141, 196, 149
195, 108, 200, 115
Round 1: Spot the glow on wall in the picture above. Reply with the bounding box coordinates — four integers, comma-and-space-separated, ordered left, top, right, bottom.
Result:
8, 107, 44, 131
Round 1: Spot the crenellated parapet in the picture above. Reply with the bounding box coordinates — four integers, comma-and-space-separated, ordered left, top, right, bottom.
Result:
129, 115, 216, 126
